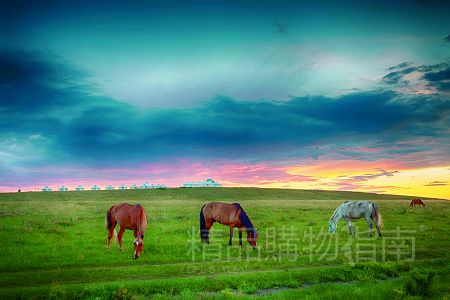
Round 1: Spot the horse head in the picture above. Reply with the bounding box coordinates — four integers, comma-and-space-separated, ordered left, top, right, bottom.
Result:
329, 220, 337, 234
247, 228, 259, 249
133, 235, 144, 259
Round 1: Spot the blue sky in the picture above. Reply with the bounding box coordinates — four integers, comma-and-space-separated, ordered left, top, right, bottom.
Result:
1, 1, 449, 197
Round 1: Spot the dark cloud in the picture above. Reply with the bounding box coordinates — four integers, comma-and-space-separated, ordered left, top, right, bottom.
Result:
382, 67, 417, 84
423, 67, 450, 82
386, 62, 413, 71
443, 34, 450, 43
273, 22, 288, 35
383, 61, 450, 93
0, 49, 90, 113
347, 169, 398, 181
1, 49, 450, 169
423, 181, 448, 186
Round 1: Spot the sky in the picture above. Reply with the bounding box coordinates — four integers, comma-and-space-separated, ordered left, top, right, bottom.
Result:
0, 0, 449, 199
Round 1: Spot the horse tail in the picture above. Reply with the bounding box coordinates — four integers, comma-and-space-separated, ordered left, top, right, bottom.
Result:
105, 208, 113, 231
372, 203, 384, 229
199, 204, 208, 241
105, 207, 117, 243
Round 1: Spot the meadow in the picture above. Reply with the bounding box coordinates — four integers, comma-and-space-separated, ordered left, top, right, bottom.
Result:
0, 188, 448, 299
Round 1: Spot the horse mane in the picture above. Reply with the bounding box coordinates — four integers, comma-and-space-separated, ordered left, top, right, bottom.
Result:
134, 204, 147, 237
330, 202, 345, 222
236, 203, 255, 232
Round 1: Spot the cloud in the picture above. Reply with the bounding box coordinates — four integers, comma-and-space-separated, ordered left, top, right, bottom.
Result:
386, 62, 413, 71
423, 181, 448, 186
382, 61, 450, 93
273, 22, 288, 35
443, 34, 450, 43
347, 168, 399, 181
423, 67, 450, 82
1, 49, 450, 173
382, 67, 418, 84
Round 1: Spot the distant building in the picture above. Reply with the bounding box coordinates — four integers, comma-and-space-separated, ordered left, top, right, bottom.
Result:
105, 185, 115, 190
118, 184, 127, 190
58, 186, 68, 192
75, 185, 84, 191
42, 185, 52, 192
129, 184, 138, 189
140, 181, 153, 189
139, 181, 167, 189
183, 178, 222, 188
91, 185, 101, 191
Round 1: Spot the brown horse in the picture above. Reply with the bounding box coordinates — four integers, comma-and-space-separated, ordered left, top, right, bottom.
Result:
105, 203, 148, 259
200, 202, 258, 248
410, 198, 425, 207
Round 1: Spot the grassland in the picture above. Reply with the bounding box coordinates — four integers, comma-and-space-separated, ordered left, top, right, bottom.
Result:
0, 188, 448, 299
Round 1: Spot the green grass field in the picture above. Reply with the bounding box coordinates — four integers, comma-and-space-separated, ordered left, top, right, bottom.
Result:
0, 188, 448, 299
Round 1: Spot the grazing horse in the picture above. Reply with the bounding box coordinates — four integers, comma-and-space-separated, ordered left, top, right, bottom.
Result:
410, 198, 425, 207
200, 202, 259, 248
329, 201, 384, 237
105, 203, 148, 259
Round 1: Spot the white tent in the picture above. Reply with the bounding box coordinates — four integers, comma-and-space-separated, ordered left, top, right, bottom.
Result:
75, 185, 84, 191
42, 185, 52, 192
140, 181, 153, 189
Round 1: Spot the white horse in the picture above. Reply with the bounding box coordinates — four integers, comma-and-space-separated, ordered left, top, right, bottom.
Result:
329, 201, 384, 237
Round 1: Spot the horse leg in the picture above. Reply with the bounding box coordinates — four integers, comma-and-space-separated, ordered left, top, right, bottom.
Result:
365, 216, 373, 237
238, 227, 243, 246
229, 227, 234, 246
346, 218, 355, 236
203, 220, 213, 244
118, 227, 125, 251
106, 222, 116, 252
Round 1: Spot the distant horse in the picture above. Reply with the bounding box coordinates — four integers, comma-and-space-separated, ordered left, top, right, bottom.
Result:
200, 202, 259, 248
410, 198, 425, 207
329, 201, 384, 237
105, 203, 148, 259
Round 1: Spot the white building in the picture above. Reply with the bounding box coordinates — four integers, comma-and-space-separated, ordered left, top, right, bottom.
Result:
42, 185, 52, 192
118, 184, 127, 190
105, 185, 115, 190
58, 186, 68, 192
183, 178, 222, 188
91, 185, 101, 191
130, 184, 138, 189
